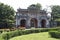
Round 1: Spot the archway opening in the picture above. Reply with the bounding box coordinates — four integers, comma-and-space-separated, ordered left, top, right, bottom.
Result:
41, 19, 46, 28
30, 18, 38, 28
20, 19, 26, 27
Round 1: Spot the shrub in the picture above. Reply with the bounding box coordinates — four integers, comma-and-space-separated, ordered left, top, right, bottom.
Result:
0, 32, 8, 40
49, 31, 60, 39
0, 28, 60, 40
0, 29, 10, 34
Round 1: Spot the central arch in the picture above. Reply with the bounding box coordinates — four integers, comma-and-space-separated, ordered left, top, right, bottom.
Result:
30, 18, 38, 28
41, 19, 46, 28
20, 19, 26, 27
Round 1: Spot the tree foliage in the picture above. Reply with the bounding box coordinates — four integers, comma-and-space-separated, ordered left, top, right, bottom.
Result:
36, 3, 42, 9
51, 5, 60, 20
0, 3, 15, 28
28, 3, 42, 10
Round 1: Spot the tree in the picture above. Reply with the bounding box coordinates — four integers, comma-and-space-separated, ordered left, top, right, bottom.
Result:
0, 3, 15, 28
36, 3, 42, 9
51, 5, 60, 21
28, 3, 42, 10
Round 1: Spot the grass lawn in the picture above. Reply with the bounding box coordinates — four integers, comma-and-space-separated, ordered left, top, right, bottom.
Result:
9, 32, 59, 40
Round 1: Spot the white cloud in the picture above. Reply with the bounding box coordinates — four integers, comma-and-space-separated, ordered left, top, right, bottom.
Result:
0, 0, 60, 11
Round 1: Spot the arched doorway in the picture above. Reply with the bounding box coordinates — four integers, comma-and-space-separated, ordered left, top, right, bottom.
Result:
41, 19, 46, 28
30, 18, 38, 28
20, 19, 26, 27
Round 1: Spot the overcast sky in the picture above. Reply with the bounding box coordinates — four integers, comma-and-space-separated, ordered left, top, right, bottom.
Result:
0, 0, 60, 11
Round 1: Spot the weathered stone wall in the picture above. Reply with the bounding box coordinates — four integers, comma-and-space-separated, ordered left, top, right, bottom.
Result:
16, 8, 51, 28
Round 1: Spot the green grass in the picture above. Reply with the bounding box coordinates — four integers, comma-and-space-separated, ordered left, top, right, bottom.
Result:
9, 32, 59, 40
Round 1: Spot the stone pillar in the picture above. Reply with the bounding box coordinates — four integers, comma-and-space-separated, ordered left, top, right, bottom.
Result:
46, 20, 50, 28
38, 20, 41, 28
18, 19, 20, 25
26, 19, 30, 28
16, 19, 20, 27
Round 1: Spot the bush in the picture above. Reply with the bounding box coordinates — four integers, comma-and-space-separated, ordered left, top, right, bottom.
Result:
49, 31, 60, 39
0, 29, 10, 33
0, 28, 60, 40
0, 32, 8, 40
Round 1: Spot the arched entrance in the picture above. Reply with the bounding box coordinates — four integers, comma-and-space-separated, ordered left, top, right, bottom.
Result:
41, 19, 46, 28
20, 19, 26, 27
30, 18, 38, 28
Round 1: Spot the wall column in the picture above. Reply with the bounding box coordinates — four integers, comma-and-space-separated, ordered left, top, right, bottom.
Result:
46, 20, 50, 28
38, 19, 41, 28
26, 18, 31, 28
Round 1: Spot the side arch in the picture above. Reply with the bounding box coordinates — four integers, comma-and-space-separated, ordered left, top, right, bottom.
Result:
41, 19, 46, 28
20, 19, 26, 27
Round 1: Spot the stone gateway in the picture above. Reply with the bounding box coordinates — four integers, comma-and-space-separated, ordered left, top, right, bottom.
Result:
16, 5, 51, 28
